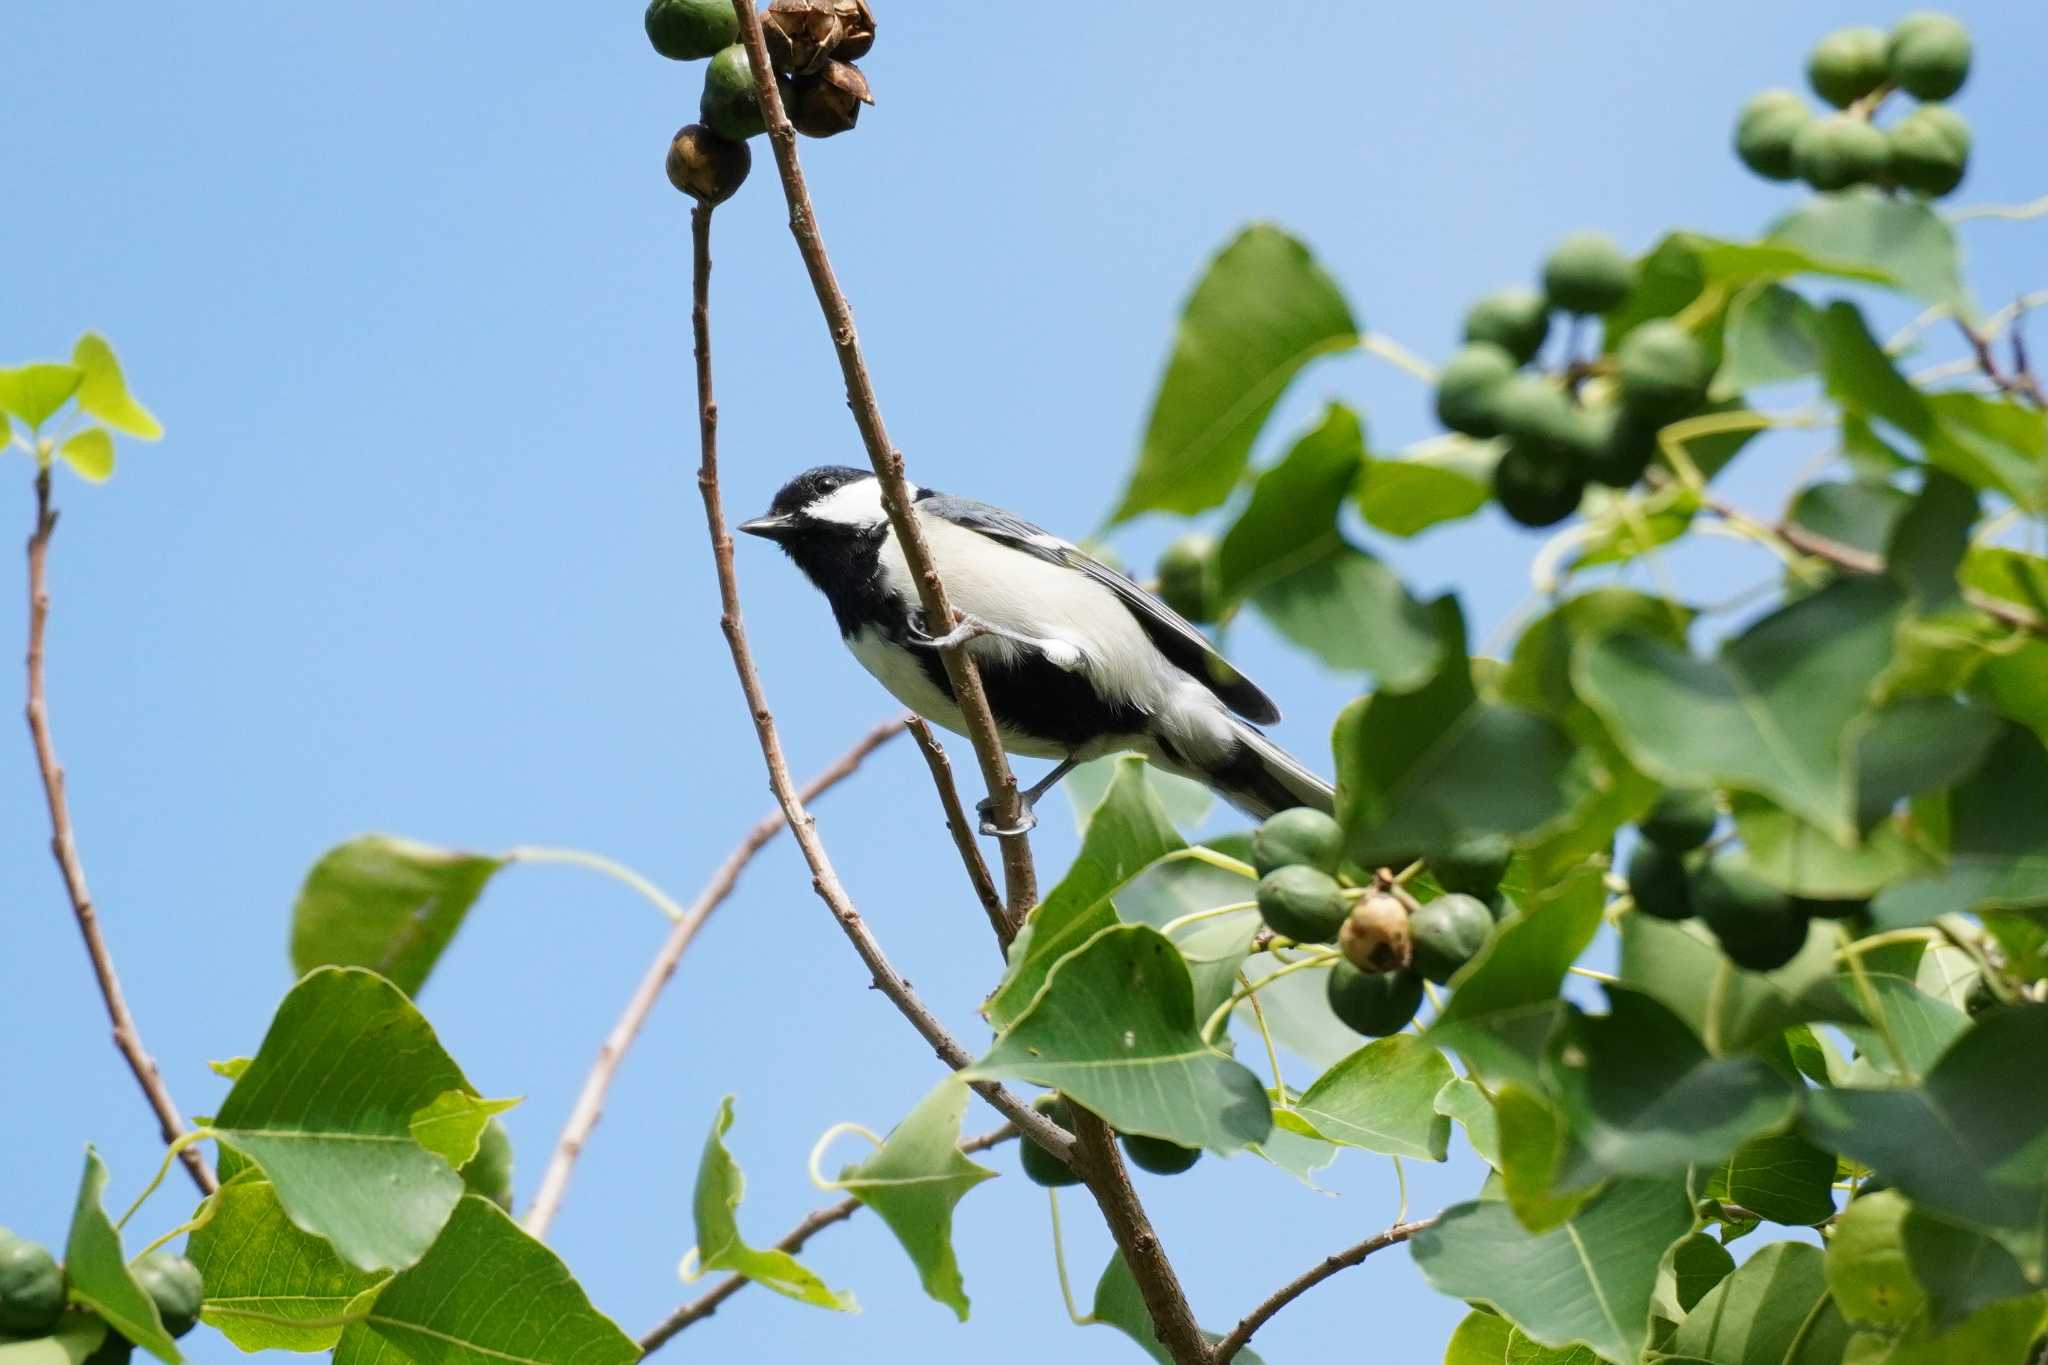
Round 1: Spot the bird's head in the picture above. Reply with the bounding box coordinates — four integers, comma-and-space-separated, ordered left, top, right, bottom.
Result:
738, 465, 897, 545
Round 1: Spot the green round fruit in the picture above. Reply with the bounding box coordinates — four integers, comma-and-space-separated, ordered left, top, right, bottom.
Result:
1691, 857, 1807, 971
701, 45, 771, 141
1791, 894, 1870, 921
1886, 12, 1971, 101
1462, 288, 1551, 365
1434, 343, 1518, 437
1888, 105, 1970, 197
666, 123, 752, 204
1806, 27, 1889, 108
1494, 377, 1577, 449
132, 1253, 203, 1340
1252, 807, 1342, 877
1541, 232, 1635, 316
1258, 865, 1349, 944
1122, 1133, 1202, 1176
1626, 840, 1693, 921
0, 1235, 65, 1336
1735, 89, 1814, 181
1579, 406, 1658, 488
1493, 443, 1584, 528
1020, 1095, 1083, 1187
1793, 113, 1891, 191
1430, 833, 1512, 898
462, 1117, 516, 1211
1325, 962, 1424, 1037
1616, 320, 1713, 421
81, 1333, 132, 1365
1155, 533, 1220, 624
1828, 1191, 1926, 1326
1639, 789, 1718, 852
1409, 894, 1494, 984
645, 0, 741, 60
1482, 889, 1518, 924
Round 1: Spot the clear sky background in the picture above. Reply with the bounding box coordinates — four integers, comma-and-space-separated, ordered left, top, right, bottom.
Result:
4, 3, 2045, 1362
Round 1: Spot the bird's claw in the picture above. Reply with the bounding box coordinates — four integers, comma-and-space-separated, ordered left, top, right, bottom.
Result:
908, 615, 991, 651
976, 793, 1038, 838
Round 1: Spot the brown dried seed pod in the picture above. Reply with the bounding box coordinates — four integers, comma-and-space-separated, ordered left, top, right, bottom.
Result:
665, 123, 752, 204
762, 0, 843, 75
832, 0, 877, 60
786, 61, 873, 138
1339, 892, 1412, 974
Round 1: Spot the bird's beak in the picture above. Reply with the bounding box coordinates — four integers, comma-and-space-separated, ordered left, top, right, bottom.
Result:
737, 513, 795, 539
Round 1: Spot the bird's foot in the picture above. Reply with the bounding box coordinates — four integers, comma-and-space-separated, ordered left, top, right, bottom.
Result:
908, 614, 994, 651
975, 792, 1039, 838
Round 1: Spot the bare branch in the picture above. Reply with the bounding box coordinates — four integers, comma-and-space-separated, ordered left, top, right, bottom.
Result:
23, 469, 215, 1196
905, 717, 1012, 950
1211, 1216, 1440, 1364
638, 1124, 1017, 1353
683, 200, 1070, 1164
1957, 317, 2046, 409
726, 0, 1037, 918
524, 715, 908, 1240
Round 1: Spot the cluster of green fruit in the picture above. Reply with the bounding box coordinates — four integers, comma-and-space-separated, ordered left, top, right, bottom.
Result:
1623, 790, 1866, 971
1437, 234, 1720, 529
650, 0, 877, 204
1735, 12, 1972, 197
0, 1228, 200, 1359
1250, 810, 1508, 1038
1018, 1094, 1202, 1186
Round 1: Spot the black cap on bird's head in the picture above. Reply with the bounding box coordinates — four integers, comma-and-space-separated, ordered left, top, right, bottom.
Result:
738, 465, 890, 541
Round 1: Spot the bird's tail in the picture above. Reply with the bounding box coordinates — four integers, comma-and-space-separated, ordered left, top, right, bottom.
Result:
1203, 719, 1334, 821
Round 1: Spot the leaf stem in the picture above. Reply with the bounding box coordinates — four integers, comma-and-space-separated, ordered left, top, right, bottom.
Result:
1358, 332, 1438, 384
1202, 951, 1340, 1042
114, 1128, 214, 1231
1048, 1189, 1093, 1327
805, 1122, 883, 1191
500, 846, 690, 924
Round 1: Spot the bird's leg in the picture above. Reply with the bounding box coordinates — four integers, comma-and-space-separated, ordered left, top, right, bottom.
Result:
909, 613, 1081, 667
976, 754, 1081, 837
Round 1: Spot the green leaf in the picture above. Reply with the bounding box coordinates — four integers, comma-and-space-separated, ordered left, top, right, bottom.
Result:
1789, 481, 1911, 558
1850, 696, 2002, 834
1670, 1233, 1738, 1315
1703, 1132, 1840, 1227
1111, 224, 1358, 524
1443, 1309, 1603, 1364
685, 1097, 855, 1310
1805, 1006, 2048, 1275
1214, 403, 1365, 600
1232, 950, 1364, 1071
1112, 849, 1261, 1021
1964, 547, 2048, 619
1767, 191, 1967, 310
54, 429, 114, 483
1335, 597, 1577, 866
1670, 1240, 1854, 1364
1289, 1034, 1453, 1160
1718, 284, 1822, 396
1411, 1177, 1694, 1364
1089, 1252, 1264, 1365
0, 1317, 106, 1365
1925, 392, 2048, 511
289, 836, 508, 998
1356, 436, 1495, 538
1064, 756, 1213, 832
1820, 301, 1932, 441
212, 967, 486, 1273
988, 758, 1183, 1029
63, 1149, 180, 1364
1577, 577, 1904, 840
331, 1196, 638, 1364
1843, 1297, 2048, 1365
1872, 724, 2048, 927
1900, 1207, 2036, 1330
1429, 872, 1605, 1089
188, 1172, 385, 1352
1837, 969, 1969, 1081
1732, 802, 1933, 901
833, 1077, 996, 1321
408, 1091, 520, 1170
967, 924, 1271, 1153
1886, 471, 1975, 611
1252, 545, 1445, 688
0, 363, 83, 428
71, 334, 162, 440
1493, 1084, 1592, 1234
1554, 988, 1800, 1182
1618, 916, 1859, 1055
1436, 1076, 1501, 1167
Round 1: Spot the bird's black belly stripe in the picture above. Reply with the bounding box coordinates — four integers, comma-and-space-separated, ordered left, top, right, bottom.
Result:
913, 637, 1148, 750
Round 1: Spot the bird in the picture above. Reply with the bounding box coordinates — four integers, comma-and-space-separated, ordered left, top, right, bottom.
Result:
737, 465, 1333, 835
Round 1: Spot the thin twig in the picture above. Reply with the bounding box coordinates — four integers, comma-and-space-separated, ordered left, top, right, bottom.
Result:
1211, 1216, 1440, 1364
23, 469, 215, 1196
727, 0, 1037, 920
1956, 318, 2046, 408
683, 201, 1070, 1163
904, 717, 1011, 949
523, 716, 907, 1240
639, 1124, 1017, 1352
723, 12, 1209, 1360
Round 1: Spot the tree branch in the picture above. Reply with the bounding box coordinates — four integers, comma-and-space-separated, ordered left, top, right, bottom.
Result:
904, 717, 1012, 951
638, 1123, 1017, 1353
23, 469, 215, 1196
1211, 1216, 1440, 1364
684, 200, 1070, 1165
1958, 316, 2046, 409
726, 0, 1037, 919
524, 715, 908, 1241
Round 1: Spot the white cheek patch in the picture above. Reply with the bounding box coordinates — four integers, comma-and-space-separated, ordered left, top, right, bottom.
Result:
808, 476, 916, 529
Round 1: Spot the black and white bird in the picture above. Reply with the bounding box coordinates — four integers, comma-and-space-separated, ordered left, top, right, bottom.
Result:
739, 466, 1333, 833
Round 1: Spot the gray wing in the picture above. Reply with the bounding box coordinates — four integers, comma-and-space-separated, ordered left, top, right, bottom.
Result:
917, 492, 1281, 725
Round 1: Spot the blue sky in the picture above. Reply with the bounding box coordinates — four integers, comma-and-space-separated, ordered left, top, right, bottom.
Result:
4, 3, 2044, 1361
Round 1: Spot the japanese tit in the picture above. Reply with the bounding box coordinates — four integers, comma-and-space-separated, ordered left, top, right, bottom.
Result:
739, 466, 1333, 833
